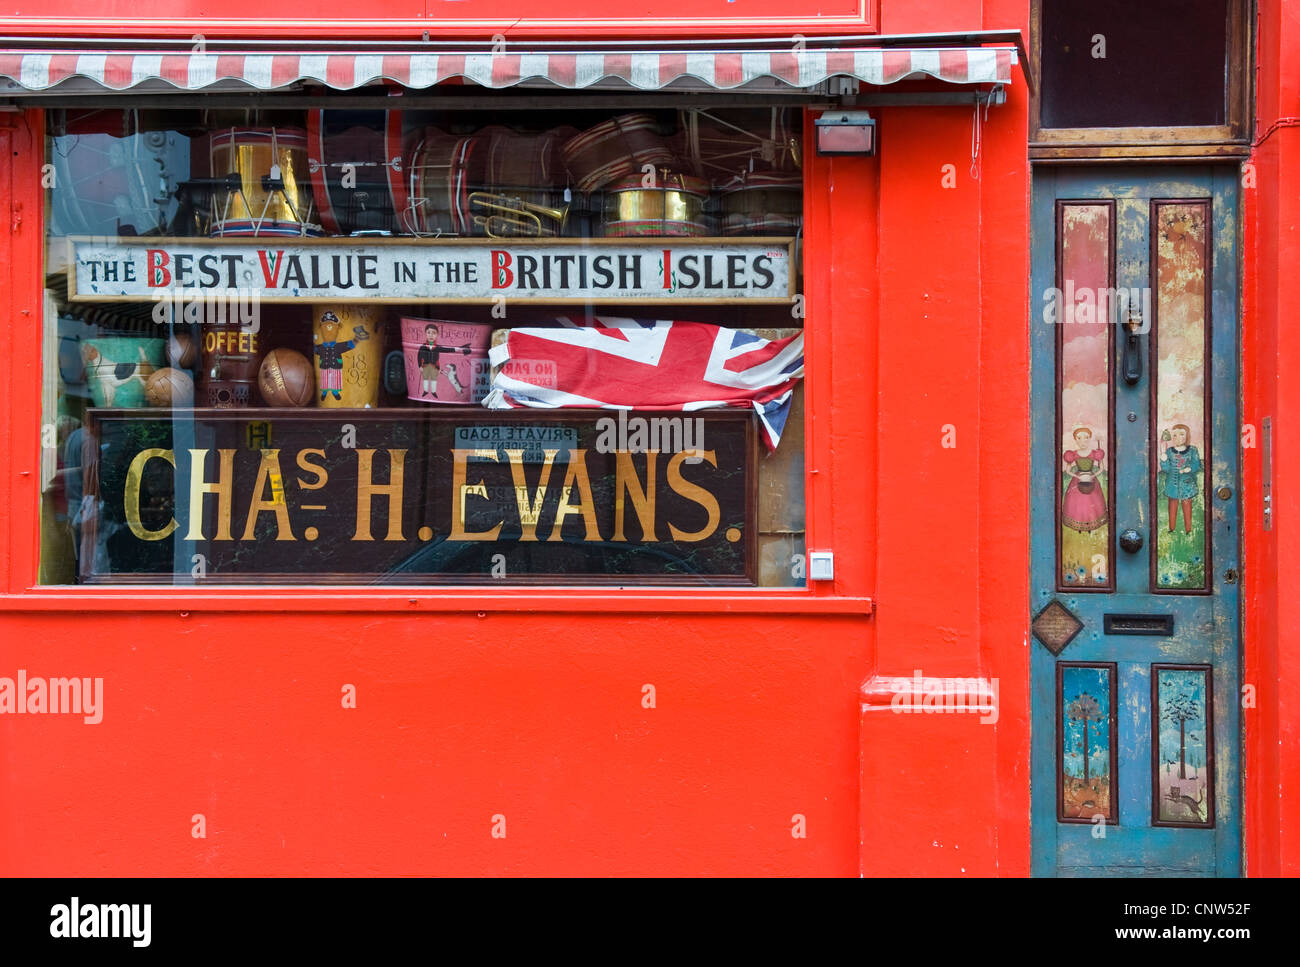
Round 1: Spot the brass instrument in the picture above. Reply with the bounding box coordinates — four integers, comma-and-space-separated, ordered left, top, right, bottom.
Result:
787, 135, 802, 170
468, 192, 569, 238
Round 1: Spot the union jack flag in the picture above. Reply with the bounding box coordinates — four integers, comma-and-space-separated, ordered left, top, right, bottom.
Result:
481, 316, 805, 450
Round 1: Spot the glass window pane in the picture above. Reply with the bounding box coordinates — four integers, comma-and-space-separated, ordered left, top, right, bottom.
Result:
40, 104, 807, 587
1040, 0, 1229, 129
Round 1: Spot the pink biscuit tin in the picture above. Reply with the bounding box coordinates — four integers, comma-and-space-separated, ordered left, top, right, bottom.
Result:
400, 317, 493, 404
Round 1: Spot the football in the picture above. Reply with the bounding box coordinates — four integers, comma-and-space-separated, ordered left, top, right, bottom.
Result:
167, 331, 198, 370
258, 349, 315, 407
144, 367, 195, 407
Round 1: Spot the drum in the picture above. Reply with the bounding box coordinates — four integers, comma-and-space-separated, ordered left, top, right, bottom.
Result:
400, 318, 493, 405
562, 114, 675, 193
480, 125, 572, 190
385, 112, 422, 236
209, 127, 323, 237
199, 321, 262, 408
313, 305, 384, 408
402, 131, 484, 236
717, 172, 803, 236
307, 110, 400, 236
603, 172, 711, 237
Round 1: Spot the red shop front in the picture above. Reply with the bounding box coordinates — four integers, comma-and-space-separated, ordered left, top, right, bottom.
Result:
0, 1, 1294, 879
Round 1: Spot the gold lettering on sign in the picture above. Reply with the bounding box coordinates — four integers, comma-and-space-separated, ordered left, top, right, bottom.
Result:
124, 448, 178, 541
449, 448, 503, 541
204, 330, 259, 355
549, 449, 602, 542
242, 449, 296, 541
186, 448, 236, 541
667, 450, 720, 542
295, 448, 329, 490
613, 451, 658, 542
353, 449, 406, 541
505, 448, 558, 541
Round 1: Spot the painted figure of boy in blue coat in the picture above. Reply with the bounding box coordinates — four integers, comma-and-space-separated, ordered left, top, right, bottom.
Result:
1160, 423, 1202, 534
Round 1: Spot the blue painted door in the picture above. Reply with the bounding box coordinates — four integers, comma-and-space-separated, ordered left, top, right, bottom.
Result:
1031, 167, 1241, 876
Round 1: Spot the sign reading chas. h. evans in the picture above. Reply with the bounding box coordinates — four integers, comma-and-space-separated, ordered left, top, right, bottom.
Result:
81, 409, 756, 584
68, 237, 796, 304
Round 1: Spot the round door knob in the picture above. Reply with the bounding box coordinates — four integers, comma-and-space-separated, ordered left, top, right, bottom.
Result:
1119, 529, 1144, 553
1217, 486, 1233, 500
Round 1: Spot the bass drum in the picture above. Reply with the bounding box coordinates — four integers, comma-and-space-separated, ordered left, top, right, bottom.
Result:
307, 110, 400, 236
49, 113, 189, 237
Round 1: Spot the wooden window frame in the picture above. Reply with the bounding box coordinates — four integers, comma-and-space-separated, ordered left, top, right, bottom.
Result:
1029, 0, 1253, 162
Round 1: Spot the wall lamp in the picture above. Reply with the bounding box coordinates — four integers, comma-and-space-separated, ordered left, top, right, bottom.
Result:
814, 111, 877, 156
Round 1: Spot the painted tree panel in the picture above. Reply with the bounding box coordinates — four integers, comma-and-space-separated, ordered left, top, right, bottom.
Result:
1057, 662, 1118, 825
1152, 664, 1215, 827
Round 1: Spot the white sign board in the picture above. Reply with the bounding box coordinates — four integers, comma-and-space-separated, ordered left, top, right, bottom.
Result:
67, 237, 797, 305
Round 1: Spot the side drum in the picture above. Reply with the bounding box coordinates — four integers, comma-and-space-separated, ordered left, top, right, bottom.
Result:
603, 172, 712, 237
209, 127, 323, 237
562, 114, 675, 193
717, 172, 803, 236
403, 131, 484, 236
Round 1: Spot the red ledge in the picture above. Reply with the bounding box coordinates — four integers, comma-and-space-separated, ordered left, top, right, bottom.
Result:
860, 673, 997, 709
0, 589, 874, 616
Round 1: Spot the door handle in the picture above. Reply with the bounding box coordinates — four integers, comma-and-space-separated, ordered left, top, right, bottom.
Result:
1119, 528, 1144, 553
1121, 307, 1143, 386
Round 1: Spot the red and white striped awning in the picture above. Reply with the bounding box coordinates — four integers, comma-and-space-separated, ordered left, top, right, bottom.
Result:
0, 47, 1015, 95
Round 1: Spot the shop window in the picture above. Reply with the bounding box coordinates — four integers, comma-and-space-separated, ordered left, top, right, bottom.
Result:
1030, 0, 1251, 159
38, 104, 807, 588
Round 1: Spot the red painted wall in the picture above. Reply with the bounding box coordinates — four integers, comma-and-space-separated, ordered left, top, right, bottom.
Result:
1, 105, 889, 876
0, 0, 1290, 877
0, 0, 878, 38
857, 11, 1031, 873
1241, 0, 1300, 878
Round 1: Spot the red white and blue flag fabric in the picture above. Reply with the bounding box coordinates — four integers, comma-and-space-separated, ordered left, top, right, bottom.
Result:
482, 316, 804, 450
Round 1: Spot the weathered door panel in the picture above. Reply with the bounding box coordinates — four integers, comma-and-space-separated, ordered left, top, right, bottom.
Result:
1031, 167, 1241, 877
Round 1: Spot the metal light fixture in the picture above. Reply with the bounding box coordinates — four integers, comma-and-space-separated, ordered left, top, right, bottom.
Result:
814, 111, 877, 156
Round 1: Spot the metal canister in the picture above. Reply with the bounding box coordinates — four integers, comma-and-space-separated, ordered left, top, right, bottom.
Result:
199, 321, 261, 408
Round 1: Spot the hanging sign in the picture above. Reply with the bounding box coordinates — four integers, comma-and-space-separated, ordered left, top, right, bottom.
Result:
66, 237, 796, 305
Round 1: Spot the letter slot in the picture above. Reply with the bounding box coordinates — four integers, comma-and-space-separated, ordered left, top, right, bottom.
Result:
1103, 613, 1174, 636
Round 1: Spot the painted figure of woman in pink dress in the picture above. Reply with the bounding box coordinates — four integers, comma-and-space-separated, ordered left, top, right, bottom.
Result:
1062, 426, 1108, 532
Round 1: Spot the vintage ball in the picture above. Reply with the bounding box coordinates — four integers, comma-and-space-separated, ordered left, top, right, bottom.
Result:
145, 367, 195, 407
167, 331, 198, 369
258, 349, 315, 407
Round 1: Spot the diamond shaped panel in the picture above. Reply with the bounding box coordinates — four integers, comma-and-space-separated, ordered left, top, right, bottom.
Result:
1032, 600, 1084, 655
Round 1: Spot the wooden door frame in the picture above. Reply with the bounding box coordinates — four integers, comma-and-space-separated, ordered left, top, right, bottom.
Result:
1028, 0, 1253, 161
